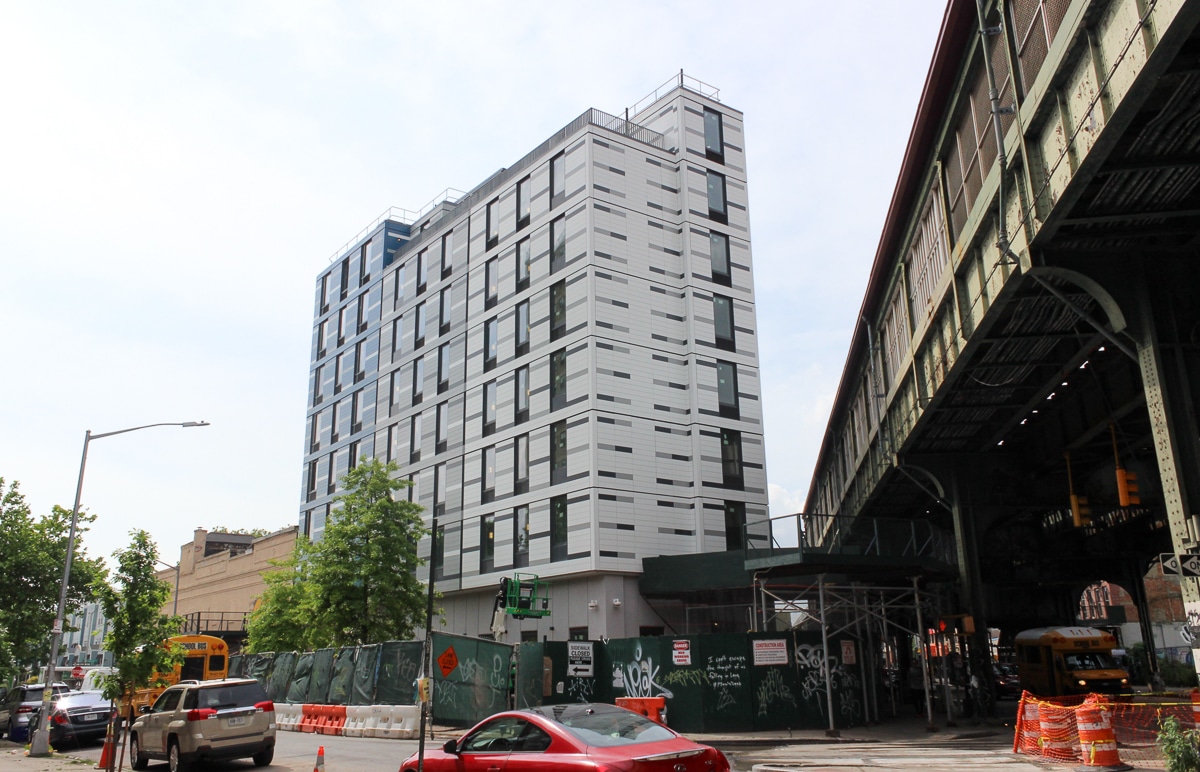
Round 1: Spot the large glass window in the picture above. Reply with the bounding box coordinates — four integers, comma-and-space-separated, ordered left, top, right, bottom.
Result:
550, 216, 566, 274
717, 360, 739, 419
485, 258, 499, 310
724, 501, 746, 551
433, 523, 444, 580
550, 280, 566, 341
441, 231, 454, 278
438, 343, 451, 393
720, 428, 744, 490
550, 152, 566, 208
703, 108, 724, 162
516, 176, 531, 230
707, 170, 727, 223
713, 294, 735, 351
414, 301, 426, 348
317, 320, 329, 358
515, 365, 529, 424
482, 445, 496, 504
436, 401, 450, 453
480, 514, 495, 573
516, 300, 530, 356
416, 249, 428, 294
550, 495, 568, 562
435, 462, 446, 516
412, 356, 424, 405
393, 263, 406, 309
440, 287, 452, 335
319, 273, 330, 313
514, 505, 530, 567
551, 420, 567, 485
484, 317, 498, 372
483, 380, 497, 436
486, 199, 499, 250
516, 238, 531, 291
391, 317, 403, 354
514, 434, 529, 494
410, 412, 422, 463
551, 349, 566, 411
710, 232, 731, 286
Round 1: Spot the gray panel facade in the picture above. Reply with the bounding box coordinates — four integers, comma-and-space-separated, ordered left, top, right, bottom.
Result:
301, 84, 768, 641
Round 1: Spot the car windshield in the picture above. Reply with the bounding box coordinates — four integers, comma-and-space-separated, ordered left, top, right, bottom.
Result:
57, 692, 110, 709
557, 709, 676, 747
196, 682, 268, 709
1064, 652, 1118, 670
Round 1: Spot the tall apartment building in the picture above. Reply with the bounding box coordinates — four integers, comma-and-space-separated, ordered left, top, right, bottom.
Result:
300, 76, 768, 641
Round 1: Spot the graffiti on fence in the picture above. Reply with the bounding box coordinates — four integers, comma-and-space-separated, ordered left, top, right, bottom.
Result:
756, 668, 797, 717
566, 677, 593, 703
612, 642, 674, 699
660, 668, 708, 688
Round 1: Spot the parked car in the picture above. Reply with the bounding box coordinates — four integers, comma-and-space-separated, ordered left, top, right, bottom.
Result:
994, 662, 1021, 699
38, 690, 115, 747
399, 702, 730, 772
0, 683, 71, 742
128, 678, 275, 771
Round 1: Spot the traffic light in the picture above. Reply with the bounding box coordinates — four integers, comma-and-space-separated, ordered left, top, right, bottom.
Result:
1117, 468, 1140, 507
1071, 493, 1092, 527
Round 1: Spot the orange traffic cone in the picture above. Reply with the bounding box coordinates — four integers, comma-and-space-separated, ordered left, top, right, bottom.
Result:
313, 745, 325, 772
95, 721, 115, 770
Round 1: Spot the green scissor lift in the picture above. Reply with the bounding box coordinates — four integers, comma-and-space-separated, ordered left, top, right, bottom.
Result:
500, 573, 550, 619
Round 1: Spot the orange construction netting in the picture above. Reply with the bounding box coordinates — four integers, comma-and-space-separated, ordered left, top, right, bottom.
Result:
1012, 689, 1199, 768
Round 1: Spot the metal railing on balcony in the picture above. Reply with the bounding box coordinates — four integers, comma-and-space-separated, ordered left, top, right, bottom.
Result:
180, 611, 250, 635
745, 512, 957, 568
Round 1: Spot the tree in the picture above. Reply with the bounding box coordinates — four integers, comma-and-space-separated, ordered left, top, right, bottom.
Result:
208, 526, 272, 538
0, 478, 106, 683
96, 530, 182, 704
244, 543, 318, 653
310, 459, 428, 646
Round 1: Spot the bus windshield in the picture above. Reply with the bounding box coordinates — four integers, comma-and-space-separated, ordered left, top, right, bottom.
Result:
1063, 652, 1118, 670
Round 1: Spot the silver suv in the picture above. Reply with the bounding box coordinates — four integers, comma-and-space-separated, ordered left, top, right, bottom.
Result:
129, 678, 275, 771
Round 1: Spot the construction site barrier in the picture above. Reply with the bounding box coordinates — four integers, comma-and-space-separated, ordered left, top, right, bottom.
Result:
378, 705, 420, 739
343, 706, 367, 737
1014, 690, 1190, 768
616, 696, 667, 725
363, 705, 391, 738
299, 703, 321, 733
275, 703, 302, 731
319, 704, 347, 735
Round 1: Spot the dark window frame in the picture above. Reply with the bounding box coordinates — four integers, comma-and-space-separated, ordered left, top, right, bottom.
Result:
516, 176, 531, 230
550, 152, 566, 209
713, 294, 735, 352
516, 238, 531, 292
716, 360, 740, 419
485, 199, 500, 251
551, 420, 567, 485
707, 170, 728, 224
550, 349, 566, 411
483, 379, 497, 437
703, 108, 725, 162
550, 494, 568, 562
720, 428, 744, 491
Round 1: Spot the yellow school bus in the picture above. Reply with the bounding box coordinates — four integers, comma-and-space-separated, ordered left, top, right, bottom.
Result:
126, 634, 230, 716
1014, 627, 1130, 696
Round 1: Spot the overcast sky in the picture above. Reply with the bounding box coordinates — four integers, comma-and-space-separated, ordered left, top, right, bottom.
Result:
0, 2, 947, 566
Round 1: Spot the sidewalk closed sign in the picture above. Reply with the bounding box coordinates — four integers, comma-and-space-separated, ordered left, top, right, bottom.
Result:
752, 639, 788, 666
567, 641, 593, 677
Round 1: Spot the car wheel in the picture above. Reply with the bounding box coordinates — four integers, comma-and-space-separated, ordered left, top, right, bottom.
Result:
129, 734, 149, 771
252, 746, 274, 766
168, 738, 190, 772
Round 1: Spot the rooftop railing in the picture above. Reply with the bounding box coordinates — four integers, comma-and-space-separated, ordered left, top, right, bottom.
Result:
745, 512, 957, 567
627, 70, 721, 119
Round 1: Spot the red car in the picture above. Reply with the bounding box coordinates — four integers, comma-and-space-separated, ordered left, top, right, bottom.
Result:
399, 702, 730, 772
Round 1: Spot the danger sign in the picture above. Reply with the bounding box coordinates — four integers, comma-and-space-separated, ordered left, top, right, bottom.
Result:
672, 640, 691, 666
437, 646, 459, 677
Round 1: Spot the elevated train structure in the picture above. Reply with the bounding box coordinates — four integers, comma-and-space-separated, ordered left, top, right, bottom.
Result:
800, 0, 1200, 659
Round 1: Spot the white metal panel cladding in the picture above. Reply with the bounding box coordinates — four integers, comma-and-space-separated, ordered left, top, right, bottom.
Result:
302, 85, 767, 637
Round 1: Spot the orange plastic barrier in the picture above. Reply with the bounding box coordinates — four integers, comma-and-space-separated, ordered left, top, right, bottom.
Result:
320, 705, 347, 735
1192, 688, 1200, 729
1014, 693, 1040, 755
299, 703, 321, 733
615, 697, 667, 725
1076, 699, 1126, 769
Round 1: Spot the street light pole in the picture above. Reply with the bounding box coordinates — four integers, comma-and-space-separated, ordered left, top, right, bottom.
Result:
30, 421, 208, 758
157, 560, 181, 616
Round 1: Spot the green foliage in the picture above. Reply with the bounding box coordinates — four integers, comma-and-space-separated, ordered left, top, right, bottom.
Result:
0, 479, 106, 683
244, 542, 318, 654
1159, 657, 1199, 688
1158, 714, 1200, 772
96, 531, 182, 702
246, 459, 427, 652
208, 526, 271, 538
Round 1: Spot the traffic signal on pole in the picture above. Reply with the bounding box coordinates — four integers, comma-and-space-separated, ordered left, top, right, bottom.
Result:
1071, 493, 1092, 527
1117, 468, 1140, 507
